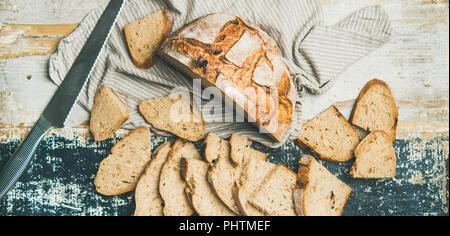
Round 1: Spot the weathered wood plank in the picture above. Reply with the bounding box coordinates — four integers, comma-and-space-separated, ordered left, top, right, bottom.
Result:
0, 24, 78, 59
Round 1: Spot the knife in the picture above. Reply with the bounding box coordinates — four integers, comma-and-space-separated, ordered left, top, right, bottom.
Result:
0, 0, 125, 200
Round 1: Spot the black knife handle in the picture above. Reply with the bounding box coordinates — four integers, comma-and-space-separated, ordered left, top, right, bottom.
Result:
0, 118, 52, 200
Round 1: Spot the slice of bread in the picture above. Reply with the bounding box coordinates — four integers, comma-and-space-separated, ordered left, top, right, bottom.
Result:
205, 133, 241, 214
350, 79, 398, 142
234, 158, 276, 216
90, 85, 129, 141
94, 127, 151, 196
229, 133, 268, 166
294, 155, 353, 216
124, 9, 173, 69
248, 165, 298, 216
297, 106, 360, 162
350, 131, 396, 178
180, 158, 237, 216
139, 92, 206, 142
134, 141, 172, 216
159, 139, 201, 216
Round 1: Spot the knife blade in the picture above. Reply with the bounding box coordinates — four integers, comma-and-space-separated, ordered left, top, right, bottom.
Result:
0, 0, 125, 200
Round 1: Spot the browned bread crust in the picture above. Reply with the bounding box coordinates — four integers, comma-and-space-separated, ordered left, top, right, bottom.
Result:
295, 155, 353, 216
124, 9, 173, 69
350, 79, 398, 142
90, 85, 129, 141
350, 130, 397, 179
297, 106, 360, 162
160, 13, 297, 142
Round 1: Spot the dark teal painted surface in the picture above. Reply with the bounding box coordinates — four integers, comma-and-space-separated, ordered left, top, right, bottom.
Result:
0, 133, 448, 216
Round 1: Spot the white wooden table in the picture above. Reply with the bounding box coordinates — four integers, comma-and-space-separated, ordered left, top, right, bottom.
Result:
0, 0, 448, 216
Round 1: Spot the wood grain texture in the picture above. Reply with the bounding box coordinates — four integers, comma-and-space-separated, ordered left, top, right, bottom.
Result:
0, 24, 78, 59
0, 0, 448, 215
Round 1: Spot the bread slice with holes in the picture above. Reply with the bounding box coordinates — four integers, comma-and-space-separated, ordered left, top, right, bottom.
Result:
296, 106, 360, 162
180, 158, 237, 216
94, 127, 151, 196
234, 158, 276, 216
350, 131, 396, 179
124, 9, 173, 69
159, 139, 201, 216
90, 85, 129, 141
134, 141, 172, 216
350, 79, 398, 142
248, 164, 298, 216
294, 155, 353, 216
139, 92, 206, 142
229, 133, 268, 166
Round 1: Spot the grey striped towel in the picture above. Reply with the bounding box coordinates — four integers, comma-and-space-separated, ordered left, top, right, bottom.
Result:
48, 0, 392, 148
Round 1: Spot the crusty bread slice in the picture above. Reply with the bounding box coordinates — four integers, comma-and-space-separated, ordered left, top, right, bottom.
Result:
204, 133, 241, 214
90, 85, 129, 141
134, 142, 172, 216
234, 158, 276, 216
124, 9, 173, 69
248, 164, 298, 216
94, 127, 151, 196
159, 139, 201, 216
139, 92, 206, 142
204, 132, 228, 164
229, 133, 268, 166
180, 158, 237, 216
294, 155, 353, 216
350, 79, 398, 142
350, 131, 396, 179
297, 106, 360, 162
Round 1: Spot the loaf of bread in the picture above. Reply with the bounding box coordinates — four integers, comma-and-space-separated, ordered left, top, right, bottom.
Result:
350, 79, 398, 142
124, 9, 173, 69
160, 14, 297, 142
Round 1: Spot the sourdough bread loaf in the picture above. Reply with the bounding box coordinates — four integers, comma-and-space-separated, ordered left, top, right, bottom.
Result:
160, 13, 297, 142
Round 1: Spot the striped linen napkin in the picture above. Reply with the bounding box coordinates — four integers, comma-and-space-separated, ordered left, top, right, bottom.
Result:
48, 0, 393, 147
